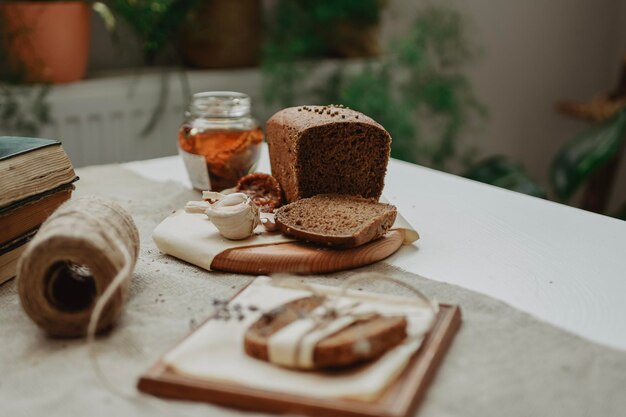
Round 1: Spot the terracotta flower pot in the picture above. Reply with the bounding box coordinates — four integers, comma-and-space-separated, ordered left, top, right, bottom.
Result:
0, 1, 91, 84
177, 0, 261, 69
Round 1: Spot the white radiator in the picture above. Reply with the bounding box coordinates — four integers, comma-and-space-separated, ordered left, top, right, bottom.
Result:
40, 68, 267, 167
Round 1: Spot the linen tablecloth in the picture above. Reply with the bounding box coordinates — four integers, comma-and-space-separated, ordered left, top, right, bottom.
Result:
1, 164, 625, 417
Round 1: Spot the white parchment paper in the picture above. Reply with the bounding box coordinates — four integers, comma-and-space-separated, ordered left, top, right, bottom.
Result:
162, 277, 435, 402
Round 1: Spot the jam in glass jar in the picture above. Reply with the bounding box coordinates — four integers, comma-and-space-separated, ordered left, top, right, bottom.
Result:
178, 91, 264, 191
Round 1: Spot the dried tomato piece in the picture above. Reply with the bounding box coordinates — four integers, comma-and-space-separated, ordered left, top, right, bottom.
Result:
236, 173, 283, 213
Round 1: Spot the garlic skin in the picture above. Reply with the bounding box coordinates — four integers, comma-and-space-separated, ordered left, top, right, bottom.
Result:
205, 193, 260, 240
184, 200, 211, 214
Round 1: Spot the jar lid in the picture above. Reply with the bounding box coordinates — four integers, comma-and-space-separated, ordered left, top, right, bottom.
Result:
190, 91, 251, 118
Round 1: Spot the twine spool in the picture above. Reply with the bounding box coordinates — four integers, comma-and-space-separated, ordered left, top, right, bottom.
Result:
17, 196, 139, 337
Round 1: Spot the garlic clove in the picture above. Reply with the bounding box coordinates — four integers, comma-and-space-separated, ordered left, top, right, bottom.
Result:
260, 212, 278, 232
206, 193, 260, 240
185, 200, 212, 214
202, 191, 225, 202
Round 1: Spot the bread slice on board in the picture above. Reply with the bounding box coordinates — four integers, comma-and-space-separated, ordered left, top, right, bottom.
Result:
244, 296, 408, 369
274, 194, 397, 248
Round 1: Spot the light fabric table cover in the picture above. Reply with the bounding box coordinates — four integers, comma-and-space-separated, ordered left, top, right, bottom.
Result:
1, 163, 625, 417
127, 148, 626, 351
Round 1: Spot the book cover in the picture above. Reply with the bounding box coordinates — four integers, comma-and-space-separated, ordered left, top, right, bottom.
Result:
0, 184, 74, 243
0, 136, 60, 161
0, 182, 76, 216
0, 136, 77, 210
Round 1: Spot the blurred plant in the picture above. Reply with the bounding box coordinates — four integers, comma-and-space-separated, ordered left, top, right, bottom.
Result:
105, 0, 199, 64
464, 156, 548, 199
265, 0, 383, 60
263, 3, 485, 171
102, 0, 201, 135
0, 85, 51, 136
467, 60, 626, 219
263, 0, 384, 108
395, 6, 486, 169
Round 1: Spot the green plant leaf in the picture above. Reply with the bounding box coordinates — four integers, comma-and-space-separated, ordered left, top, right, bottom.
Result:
464, 156, 547, 198
550, 108, 626, 201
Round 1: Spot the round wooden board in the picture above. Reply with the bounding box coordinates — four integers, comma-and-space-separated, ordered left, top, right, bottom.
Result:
211, 230, 404, 275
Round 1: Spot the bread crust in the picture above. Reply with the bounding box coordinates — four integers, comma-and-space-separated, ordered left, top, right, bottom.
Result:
244, 296, 408, 369
267, 106, 391, 203
274, 194, 397, 248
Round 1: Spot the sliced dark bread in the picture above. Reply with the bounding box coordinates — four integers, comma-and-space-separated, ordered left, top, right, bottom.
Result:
274, 194, 397, 248
244, 296, 407, 369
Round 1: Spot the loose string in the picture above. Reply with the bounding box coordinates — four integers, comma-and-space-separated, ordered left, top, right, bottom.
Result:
85, 246, 198, 417
86, 268, 437, 404
75, 203, 192, 415
337, 272, 439, 315
86, 247, 135, 399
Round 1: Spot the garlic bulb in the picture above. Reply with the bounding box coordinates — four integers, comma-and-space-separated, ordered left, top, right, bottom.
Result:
205, 193, 260, 240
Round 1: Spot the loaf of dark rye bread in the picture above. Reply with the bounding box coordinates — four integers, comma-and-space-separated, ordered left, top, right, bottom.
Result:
274, 194, 397, 248
267, 105, 392, 203
244, 296, 408, 369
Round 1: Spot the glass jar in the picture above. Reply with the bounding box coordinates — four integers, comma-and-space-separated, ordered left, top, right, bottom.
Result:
178, 91, 264, 191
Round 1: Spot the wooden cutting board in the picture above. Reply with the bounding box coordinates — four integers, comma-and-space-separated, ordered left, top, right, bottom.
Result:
138, 300, 461, 417
211, 230, 404, 275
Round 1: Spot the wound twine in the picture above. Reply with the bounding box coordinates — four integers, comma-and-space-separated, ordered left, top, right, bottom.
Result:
16, 196, 195, 413
17, 196, 139, 337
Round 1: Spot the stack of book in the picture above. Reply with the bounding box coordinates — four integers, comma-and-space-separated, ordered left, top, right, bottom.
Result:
0, 137, 78, 284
